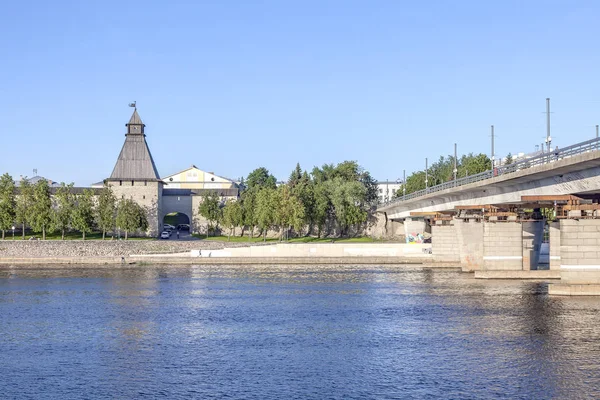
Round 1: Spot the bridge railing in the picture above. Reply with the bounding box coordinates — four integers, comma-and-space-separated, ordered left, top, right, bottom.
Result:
383, 137, 600, 206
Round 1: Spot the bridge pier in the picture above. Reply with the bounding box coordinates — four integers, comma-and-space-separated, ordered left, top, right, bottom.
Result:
431, 220, 460, 263
482, 219, 523, 270
550, 219, 600, 295
454, 218, 484, 272
432, 217, 546, 273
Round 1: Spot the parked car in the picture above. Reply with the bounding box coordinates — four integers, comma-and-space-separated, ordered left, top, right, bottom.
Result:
177, 224, 190, 231
163, 224, 176, 231
160, 231, 170, 239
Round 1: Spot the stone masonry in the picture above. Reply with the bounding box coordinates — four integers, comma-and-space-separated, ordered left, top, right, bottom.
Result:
483, 221, 523, 270
454, 218, 484, 271
431, 222, 460, 262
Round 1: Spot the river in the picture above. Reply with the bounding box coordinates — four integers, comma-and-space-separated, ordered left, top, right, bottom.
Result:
1, 265, 599, 399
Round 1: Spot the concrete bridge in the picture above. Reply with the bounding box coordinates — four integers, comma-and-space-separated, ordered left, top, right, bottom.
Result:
378, 137, 600, 295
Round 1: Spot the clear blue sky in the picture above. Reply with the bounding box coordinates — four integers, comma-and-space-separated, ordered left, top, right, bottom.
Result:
2, 0, 600, 186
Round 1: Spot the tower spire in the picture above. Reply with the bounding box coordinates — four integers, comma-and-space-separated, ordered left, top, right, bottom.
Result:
110, 107, 160, 180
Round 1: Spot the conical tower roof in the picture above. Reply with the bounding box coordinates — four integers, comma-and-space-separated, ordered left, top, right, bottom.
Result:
128, 108, 143, 125
109, 108, 161, 181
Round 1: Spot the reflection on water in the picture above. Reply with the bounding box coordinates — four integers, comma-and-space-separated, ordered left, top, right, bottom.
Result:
1, 265, 600, 399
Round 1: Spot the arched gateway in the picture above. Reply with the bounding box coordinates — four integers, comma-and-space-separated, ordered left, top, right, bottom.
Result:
106, 107, 240, 236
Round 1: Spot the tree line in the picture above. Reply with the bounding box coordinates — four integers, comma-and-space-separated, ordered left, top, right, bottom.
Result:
198, 161, 378, 241
0, 174, 148, 240
396, 153, 492, 197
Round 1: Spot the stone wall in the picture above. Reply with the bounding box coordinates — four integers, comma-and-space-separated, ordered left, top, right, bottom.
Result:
431, 223, 460, 262
559, 219, 600, 284
0, 240, 254, 259
483, 221, 523, 270
108, 180, 163, 236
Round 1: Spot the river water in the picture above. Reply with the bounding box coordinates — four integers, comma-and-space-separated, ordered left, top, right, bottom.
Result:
1, 265, 600, 399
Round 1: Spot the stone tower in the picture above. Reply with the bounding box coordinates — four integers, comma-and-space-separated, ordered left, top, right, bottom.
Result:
107, 107, 163, 236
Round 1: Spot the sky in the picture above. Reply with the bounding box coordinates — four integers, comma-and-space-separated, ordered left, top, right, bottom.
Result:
1, 0, 600, 186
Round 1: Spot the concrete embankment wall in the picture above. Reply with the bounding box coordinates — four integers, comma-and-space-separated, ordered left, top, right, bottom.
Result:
0, 256, 435, 266
205, 243, 432, 259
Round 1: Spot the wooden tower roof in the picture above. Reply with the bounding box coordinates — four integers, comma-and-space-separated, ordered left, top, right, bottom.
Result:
109, 108, 161, 181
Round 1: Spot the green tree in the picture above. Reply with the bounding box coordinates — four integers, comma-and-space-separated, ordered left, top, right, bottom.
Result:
256, 187, 276, 241
275, 185, 305, 240
31, 179, 53, 240
505, 153, 514, 165
288, 163, 303, 188
15, 177, 33, 239
292, 171, 314, 232
222, 199, 244, 240
458, 153, 491, 177
116, 199, 148, 239
312, 182, 331, 237
53, 182, 75, 240
246, 167, 277, 190
0, 173, 16, 239
198, 190, 222, 237
96, 184, 117, 240
241, 189, 257, 239
327, 178, 367, 237
72, 189, 95, 240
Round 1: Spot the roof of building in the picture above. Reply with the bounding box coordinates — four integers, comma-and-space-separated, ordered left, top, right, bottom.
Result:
109, 109, 161, 181
161, 165, 238, 186
14, 176, 61, 187
128, 108, 144, 125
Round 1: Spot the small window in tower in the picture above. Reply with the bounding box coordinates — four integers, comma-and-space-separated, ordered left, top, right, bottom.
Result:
144, 181, 147, 186
121, 195, 124, 199
131, 180, 134, 186
143, 195, 146, 199
119, 180, 122, 186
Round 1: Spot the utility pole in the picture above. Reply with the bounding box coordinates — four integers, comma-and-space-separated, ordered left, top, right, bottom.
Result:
546, 98, 551, 153
425, 158, 428, 192
453, 143, 458, 184
403, 170, 406, 200
491, 125, 495, 170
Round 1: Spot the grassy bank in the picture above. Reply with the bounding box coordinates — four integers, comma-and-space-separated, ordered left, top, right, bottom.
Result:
1, 231, 153, 240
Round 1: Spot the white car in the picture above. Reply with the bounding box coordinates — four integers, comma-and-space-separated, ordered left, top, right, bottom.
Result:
160, 231, 170, 239
163, 224, 176, 231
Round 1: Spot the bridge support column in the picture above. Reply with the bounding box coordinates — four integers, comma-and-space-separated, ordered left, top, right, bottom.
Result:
482, 220, 523, 270
549, 221, 561, 270
454, 218, 483, 271
403, 217, 426, 243
522, 221, 544, 270
550, 219, 600, 295
431, 220, 460, 263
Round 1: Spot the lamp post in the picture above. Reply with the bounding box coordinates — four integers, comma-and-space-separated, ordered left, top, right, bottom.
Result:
403, 170, 406, 200
425, 158, 428, 192
12, 225, 15, 240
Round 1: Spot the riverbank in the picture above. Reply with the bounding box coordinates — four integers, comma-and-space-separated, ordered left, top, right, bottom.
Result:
0, 241, 439, 266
